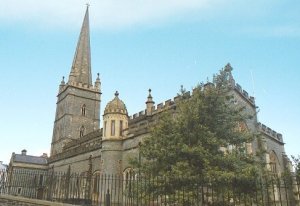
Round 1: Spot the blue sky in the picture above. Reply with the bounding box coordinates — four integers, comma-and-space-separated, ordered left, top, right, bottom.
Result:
0, 0, 299, 165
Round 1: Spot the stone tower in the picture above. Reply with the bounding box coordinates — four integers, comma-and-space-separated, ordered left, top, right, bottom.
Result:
101, 91, 128, 174
50, 6, 101, 156
103, 91, 128, 140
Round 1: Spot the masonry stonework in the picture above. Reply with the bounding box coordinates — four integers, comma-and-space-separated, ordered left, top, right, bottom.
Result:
11, 6, 291, 184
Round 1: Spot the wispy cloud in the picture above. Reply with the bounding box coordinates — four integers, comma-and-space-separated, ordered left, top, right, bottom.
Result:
2, 0, 299, 36
0, 0, 225, 30
241, 24, 300, 38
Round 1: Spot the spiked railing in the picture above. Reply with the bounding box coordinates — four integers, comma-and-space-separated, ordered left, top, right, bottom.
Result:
0, 169, 299, 206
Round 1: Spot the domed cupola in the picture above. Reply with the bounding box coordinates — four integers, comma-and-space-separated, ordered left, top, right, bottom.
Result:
104, 91, 128, 115
103, 91, 128, 140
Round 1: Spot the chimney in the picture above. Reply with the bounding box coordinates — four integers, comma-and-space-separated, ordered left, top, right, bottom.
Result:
41, 153, 48, 158
21, 149, 27, 156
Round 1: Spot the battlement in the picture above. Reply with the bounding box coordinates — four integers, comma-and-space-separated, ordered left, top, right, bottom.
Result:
49, 130, 102, 163
59, 81, 100, 94
257, 122, 283, 142
129, 110, 146, 120
63, 129, 102, 150
129, 81, 256, 122
153, 97, 178, 113
234, 83, 255, 105
129, 97, 178, 121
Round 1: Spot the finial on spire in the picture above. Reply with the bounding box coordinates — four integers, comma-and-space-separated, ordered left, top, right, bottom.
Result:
59, 76, 66, 91
86, 3, 90, 8
115, 91, 119, 97
148, 88, 152, 98
94, 73, 101, 90
61, 76, 65, 84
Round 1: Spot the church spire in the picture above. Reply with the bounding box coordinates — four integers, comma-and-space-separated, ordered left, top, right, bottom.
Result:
68, 5, 92, 86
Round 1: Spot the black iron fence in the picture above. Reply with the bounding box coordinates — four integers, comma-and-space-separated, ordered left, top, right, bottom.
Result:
0, 169, 299, 206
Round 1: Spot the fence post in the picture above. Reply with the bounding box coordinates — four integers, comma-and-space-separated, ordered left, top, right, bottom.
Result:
85, 155, 93, 205
64, 166, 71, 201
47, 166, 54, 201
105, 189, 111, 206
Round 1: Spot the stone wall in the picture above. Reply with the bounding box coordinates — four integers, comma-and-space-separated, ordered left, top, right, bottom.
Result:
49, 149, 102, 173
0, 195, 75, 206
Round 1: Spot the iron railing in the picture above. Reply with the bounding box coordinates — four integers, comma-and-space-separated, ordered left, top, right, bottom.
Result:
0, 169, 299, 206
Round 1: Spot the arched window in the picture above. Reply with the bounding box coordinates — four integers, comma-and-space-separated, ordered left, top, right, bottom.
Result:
111, 120, 115, 136
123, 168, 135, 185
120, 120, 123, 136
80, 126, 85, 137
92, 171, 101, 194
269, 151, 279, 175
104, 121, 107, 137
81, 104, 86, 116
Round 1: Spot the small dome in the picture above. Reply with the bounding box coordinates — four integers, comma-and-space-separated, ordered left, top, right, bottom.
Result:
104, 91, 128, 115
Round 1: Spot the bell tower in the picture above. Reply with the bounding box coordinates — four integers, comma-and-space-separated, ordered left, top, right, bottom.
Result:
50, 6, 101, 156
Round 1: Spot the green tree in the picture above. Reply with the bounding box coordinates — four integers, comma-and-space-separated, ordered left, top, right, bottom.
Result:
131, 67, 262, 205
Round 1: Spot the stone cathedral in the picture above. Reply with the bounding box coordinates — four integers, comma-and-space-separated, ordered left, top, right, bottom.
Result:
10, 7, 290, 177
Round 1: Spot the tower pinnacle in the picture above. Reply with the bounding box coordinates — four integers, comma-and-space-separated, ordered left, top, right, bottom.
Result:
68, 6, 92, 86
146, 89, 155, 116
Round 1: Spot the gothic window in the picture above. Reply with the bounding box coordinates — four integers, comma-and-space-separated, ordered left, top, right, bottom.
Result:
93, 171, 101, 193
80, 126, 85, 137
81, 104, 86, 116
120, 120, 123, 136
17, 187, 22, 195
123, 168, 135, 193
104, 121, 107, 137
39, 174, 44, 186
111, 120, 115, 136
269, 151, 279, 175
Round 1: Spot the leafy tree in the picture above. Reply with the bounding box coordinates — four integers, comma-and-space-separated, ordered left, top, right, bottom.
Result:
131, 67, 262, 205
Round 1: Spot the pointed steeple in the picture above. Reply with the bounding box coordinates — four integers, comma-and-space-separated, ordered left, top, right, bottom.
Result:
51, 5, 101, 156
68, 5, 92, 86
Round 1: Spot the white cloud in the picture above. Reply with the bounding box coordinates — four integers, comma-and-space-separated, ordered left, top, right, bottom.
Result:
241, 24, 300, 38
267, 25, 300, 37
2, 1, 298, 36
0, 0, 224, 30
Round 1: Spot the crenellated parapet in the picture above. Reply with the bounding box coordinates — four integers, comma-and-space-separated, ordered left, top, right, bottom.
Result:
128, 78, 257, 133
63, 129, 102, 150
234, 83, 255, 106
129, 110, 146, 120
257, 122, 283, 143
130, 100, 176, 122
49, 129, 102, 163
59, 81, 101, 94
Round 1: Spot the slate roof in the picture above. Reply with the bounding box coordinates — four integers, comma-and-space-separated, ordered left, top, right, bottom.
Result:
14, 154, 47, 165
0, 163, 7, 170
